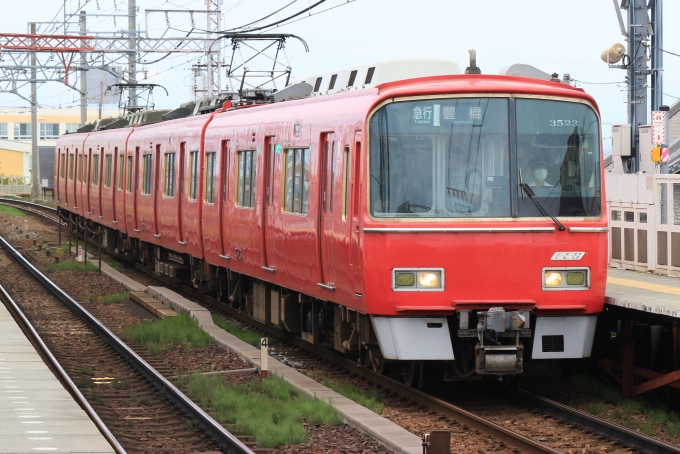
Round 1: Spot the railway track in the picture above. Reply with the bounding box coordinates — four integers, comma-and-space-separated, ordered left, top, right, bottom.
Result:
0, 232, 252, 454
5, 199, 680, 454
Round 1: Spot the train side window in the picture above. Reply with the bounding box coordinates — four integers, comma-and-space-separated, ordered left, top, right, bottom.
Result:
204, 151, 216, 203
164, 152, 175, 197
105, 154, 113, 188
189, 151, 199, 200
142, 154, 152, 195
126, 156, 133, 193
236, 150, 256, 208
331, 142, 337, 212
313, 77, 323, 93
342, 146, 349, 221
347, 70, 357, 87
283, 148, 309, 214
328, 74, 337, 90
365, 67, 375, 85
81, 155, 87, 183
68, 153, 74, 180
60, 152, 65, 179
92, 154, 100, 186
78, 153, 83, 182
117, 151, 124, 190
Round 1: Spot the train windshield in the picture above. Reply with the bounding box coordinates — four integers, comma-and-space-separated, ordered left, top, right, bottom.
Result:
368, 97, 601, 219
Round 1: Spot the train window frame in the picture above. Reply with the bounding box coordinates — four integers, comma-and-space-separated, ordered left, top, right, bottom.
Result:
342, 146, 350, 221
92, 154, 100, 186
60, 152, 65, 179
104, 154, 113, 188
282, 147, 310, 215
81, 154, 87, 183
189, 151, 199, 200
68, 153, 74, 181
236, 149, 256, 208
164, 152, 175, 197
126, 155, 133, 193
204, 151, 216, 204
117, 150, 124, 190
142, 154, 152, 195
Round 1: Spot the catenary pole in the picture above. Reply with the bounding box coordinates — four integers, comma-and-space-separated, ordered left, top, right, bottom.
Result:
128, 0, 137, 110
79, 11, 87, 127
30, 22, 39, 198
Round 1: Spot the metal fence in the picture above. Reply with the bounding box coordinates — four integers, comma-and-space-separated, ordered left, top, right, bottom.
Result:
0, 175, 31, 194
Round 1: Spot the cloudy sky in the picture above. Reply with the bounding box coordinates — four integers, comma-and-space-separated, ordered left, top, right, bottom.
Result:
2, 0, 679, 150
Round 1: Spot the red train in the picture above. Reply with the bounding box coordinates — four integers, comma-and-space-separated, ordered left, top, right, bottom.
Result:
55, 57, 607, 385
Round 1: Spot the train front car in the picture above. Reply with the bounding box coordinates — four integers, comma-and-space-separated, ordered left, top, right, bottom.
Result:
363, 75, 606, 379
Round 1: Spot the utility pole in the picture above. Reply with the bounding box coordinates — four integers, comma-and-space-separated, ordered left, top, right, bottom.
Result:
30, 22, 39, 198
625, 0, 652, 173
650, 0, 663, 112
128, 0, 137, 110
206, 0, 222, 97
79, 11, 87, 127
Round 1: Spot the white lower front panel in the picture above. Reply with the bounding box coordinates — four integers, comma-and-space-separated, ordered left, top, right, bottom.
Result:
531, 315, 598, 359
370, 316, 455, 360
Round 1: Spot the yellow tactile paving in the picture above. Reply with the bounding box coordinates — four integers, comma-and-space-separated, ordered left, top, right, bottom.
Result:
607, 277, 680, 297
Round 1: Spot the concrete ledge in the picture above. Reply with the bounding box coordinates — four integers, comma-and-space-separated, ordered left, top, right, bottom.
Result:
68, 247, 146, 292
605, 296, 680, 319
141, 285, 423, 454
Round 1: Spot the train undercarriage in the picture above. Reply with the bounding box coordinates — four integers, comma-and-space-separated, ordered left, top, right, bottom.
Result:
73, 215, 534, 387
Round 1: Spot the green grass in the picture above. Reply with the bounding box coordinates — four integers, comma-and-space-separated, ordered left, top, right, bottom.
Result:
179, 373, 341, 448
0, 205, 25, 217
105, 260, 122, 272
308, 372, 384, 414
213, 315, 262, 347
44, 259, 99, 273
587, 402, 604, 417
100, 292, 129, 304
123, 313, 212, 355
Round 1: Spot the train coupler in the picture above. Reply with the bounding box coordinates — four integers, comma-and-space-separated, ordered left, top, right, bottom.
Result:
475, 345, 524, 375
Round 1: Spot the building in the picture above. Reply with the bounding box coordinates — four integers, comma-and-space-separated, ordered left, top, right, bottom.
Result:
0, 107, 121, 189
669, 100, 680, 174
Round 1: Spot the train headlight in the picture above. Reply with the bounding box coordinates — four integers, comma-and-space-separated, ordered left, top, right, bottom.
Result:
392, 268, 444, 291
419, 272, 440, 287
542, 268, 590, 290
544, 271, 562, 287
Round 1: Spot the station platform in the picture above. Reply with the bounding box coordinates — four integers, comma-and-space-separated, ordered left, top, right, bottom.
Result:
0, 303, 115, 453
606, 268, 680, 319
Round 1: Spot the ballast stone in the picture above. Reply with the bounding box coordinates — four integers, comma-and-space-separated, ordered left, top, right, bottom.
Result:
144, 285, 423, 454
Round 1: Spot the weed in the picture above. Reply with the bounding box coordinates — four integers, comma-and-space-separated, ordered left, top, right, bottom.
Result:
179, 373, 341, 448
106, 260, 122, 272
668, 421, 680, 438
318, 377, 384, 414
0, 205, 25, 217
587, 402, 604, 417
139, 396, 152, 406
641, 420, 657, 436
212, 315, 262, 347
619, 399, 642, 416
112, 376, 131, 390
130, 391, 138, 402
77, 376, 94, 388
123, 313, 212, 355
88, 295, 98, 304
100, 292, 129, 304
91, 393, 106, 406
647, 408, 669, 424
78, 366, 94, 376
44, 259, 98, 273
611, 409, 623, 420
185, 419, 195, 430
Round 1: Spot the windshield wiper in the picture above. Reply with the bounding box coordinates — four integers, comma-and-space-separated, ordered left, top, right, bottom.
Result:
519, 183, 566, 231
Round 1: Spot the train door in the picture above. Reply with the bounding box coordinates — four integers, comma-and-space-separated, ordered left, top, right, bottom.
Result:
177, 142, 186, 243
71, 150, 78, 208
319, 133, 335, 288
219, 140, 230, 257
86, 148, 92, 214
98, 148, 104, 217
350, 132, 363, 294
133, 147, 140, 232
113, 147, 119, 223
262, 136, 276, 270
154, 144, 161, 236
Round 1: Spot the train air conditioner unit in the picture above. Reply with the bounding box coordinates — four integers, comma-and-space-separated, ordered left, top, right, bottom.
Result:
288, 57, 462, 96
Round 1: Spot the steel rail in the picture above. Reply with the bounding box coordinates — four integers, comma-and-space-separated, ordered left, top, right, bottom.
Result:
0, 234, 253, 454
0, 283, 126, 454
9, 201, 679, 454
513, 389, 680, 454
0, 198, 61, 224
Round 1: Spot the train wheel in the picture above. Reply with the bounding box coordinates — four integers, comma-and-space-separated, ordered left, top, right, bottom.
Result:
402, 360, 422, 388
369, 349, 389, 375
